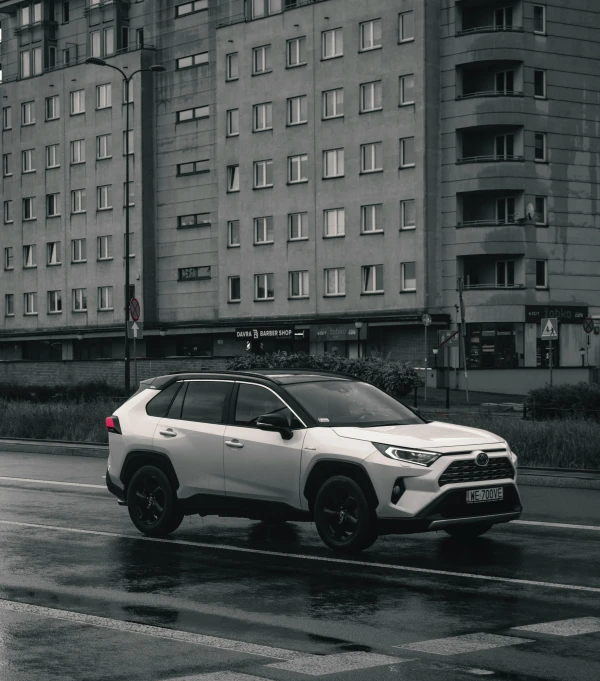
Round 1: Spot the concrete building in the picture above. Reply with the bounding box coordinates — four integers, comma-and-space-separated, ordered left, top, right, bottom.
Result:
0, 0, 599, 392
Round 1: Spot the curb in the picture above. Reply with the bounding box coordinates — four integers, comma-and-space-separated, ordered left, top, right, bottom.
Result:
0, 439, 107, 459
517, 473, 600, 490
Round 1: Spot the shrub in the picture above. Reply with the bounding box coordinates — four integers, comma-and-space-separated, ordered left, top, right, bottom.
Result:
0, 381, 126, 403
227, 351, 420, 397
525, 382, 600, 420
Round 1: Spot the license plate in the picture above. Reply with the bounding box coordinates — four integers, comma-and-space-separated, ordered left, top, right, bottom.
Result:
466, 487, 503, 504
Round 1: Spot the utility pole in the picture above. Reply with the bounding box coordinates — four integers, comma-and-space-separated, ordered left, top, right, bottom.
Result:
457, 277, 469, 404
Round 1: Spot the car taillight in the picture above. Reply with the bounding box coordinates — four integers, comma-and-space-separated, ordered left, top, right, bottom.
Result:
106, 416, 121, 434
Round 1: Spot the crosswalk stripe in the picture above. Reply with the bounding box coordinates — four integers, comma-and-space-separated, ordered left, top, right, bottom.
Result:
397, 633, 533, 656
268, 652, 407, 676
513, 617, 600, 636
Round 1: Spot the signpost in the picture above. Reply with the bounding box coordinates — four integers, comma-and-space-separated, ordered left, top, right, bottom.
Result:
541, 317, 558, 386
583, 318, 594, 367
422, 314, 432, 403
128, 298, 142, 389
438, 329, 459, 409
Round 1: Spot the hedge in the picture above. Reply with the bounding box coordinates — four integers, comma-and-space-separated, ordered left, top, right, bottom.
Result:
525, 382, 600, 420
0, 380, 126, 402
227, 352, 420, 397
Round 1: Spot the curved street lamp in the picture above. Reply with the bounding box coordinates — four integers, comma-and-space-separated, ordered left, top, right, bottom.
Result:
85, 58, 165, 393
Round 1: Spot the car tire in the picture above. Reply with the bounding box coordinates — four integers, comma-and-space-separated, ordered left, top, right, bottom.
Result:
127, 465, 181, 537
444, 523, 493, 540
314, 475, 378, 553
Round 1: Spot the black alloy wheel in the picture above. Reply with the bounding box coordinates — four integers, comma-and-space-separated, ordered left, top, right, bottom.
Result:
127, 465, 183, 537
314, 475, 378, 553
444, 523, 493, 540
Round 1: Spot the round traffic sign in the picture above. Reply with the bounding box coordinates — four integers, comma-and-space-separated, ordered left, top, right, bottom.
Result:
583, 318, 594, 334
129, 298, 141, 322
422, 314, 432, 327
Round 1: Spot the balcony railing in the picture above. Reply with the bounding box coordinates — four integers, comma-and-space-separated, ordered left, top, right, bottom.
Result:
456, 25, 524, 36
457, 154, 524, 164
463, 283, 524, 290
457, 219, 521, 228
218, 0, 329, 28
457, 90, 523, 100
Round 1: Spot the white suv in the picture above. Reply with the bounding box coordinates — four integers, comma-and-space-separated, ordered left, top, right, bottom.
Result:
106, 370, 522, 553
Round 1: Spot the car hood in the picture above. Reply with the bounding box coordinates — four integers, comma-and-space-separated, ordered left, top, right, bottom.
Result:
331, 421, 504, 451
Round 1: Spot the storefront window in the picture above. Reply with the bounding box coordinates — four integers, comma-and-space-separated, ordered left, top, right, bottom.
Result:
467, 323, 521, 369
536, 338, 559, 368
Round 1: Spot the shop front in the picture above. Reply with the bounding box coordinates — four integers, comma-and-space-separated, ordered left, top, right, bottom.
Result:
466, 322, 524, 369
309, 324, 368, 357
235, 327, 309, 354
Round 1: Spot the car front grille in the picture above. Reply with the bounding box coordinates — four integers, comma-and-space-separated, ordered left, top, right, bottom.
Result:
438, 457, 515, 487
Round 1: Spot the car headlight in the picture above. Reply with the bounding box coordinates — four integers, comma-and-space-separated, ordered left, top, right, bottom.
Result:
373, 442, 440, 467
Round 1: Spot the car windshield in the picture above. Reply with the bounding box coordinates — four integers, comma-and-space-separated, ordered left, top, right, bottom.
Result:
286, 380, 423, 427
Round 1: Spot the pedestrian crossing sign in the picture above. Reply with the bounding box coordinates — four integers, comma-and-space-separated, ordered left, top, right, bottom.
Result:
541, 317, 558, 339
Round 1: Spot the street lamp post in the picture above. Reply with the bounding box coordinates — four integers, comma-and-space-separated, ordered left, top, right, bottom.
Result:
85, 58, 165, 394
354, 321, 364, 358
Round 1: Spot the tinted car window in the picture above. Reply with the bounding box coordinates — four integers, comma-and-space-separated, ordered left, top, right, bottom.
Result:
145, 382, 181, 417
234, 383, 298, 428
180, 381, 232, 424
167, 381, 187, 420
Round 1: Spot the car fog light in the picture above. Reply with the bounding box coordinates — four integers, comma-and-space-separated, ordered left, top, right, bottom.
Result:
391, 478, 405, 504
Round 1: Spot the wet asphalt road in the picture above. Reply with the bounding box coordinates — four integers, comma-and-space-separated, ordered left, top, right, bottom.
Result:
0, 453, 599, 681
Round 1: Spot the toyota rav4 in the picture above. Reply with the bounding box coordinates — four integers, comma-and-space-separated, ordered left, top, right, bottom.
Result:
105, 370, 522, 552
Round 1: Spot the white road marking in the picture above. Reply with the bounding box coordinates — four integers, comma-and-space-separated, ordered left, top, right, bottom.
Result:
513, 617, 600, 636
0, 476, 106, 489
0, 599, 305, 660
1, 519, 600, 594
398, 633, 533, 656
163, 674, 266, 681
513, 520, 600, 532
269, 652, 407, 676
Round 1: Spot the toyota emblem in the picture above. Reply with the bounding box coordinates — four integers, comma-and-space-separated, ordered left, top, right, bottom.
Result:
474, 451, 489, 467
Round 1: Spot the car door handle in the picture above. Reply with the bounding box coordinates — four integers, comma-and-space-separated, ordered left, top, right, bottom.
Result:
159, 428, 177, 437
225, 440, 244, 449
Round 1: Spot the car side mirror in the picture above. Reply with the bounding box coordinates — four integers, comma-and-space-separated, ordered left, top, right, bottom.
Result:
256, 412, 293, 440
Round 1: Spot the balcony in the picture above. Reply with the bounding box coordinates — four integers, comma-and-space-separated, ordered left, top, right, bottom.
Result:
457, 126, 524, 165
457, 61, 523, 101
457, 191, 526, 228
219, 0, 327, 27
456, 1, 523, 36
459, 255, 524, 290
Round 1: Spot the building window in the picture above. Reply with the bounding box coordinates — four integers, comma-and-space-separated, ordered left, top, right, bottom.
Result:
46, 145, 59, 169
96, 133, 112, 160
90, 30, 101, 58
22, 101, 35, 125
497, 197, 515, 223
226, 53, 239, 81
401, 262, 416, 291
287, 95, 307, 125
535, 260, 548, 288
254, 216, 274, 244
361, 142, 383, 173
255, 273, 274, 301
325, 267, 345, 296
123, 130, 134, 156
4, 200, 13, 223
23, 244, 36, 268
253, 102, 272, 131
46, 193, 60, 217
177, 52, 208, 70
360, 81, 382, 113
63, 1, 70, 23
23, 197, 35, 220
401, 199, 416, 229
288, 154, 308, 183
533, 5, 546, 34
97, 185, 112, 210
178, 266, 211, 281
226, 109, 239, 136
124, 182, 134, 207
96, 84, 112, 109
534, 196, 547, 225
71, 139, 85, 164
227, 165, 240, 192
48, 46, 57, 69
360, 19, 382, 51
534, 69, 546, 98
253, 159, 273, 188
496, 260, 515, 287
72, 238, 86, 263
323, 88, 344, 119
400, 74, 415, 105
71, 189, 86, 214
48, 290, 62, 314
47, 241, 61, 266
288, 212, 308, 241
72, 288, 87, 312
98, 286, 113, 310
362, 264, 384, 294
289, 271, 309, 299
252, 45, 272, 74
400, 137, 415, 167
22, 149, 35, 173
4, 247, 14, 270
20, 47, 42, 78
178, 214, 211, 229
177, 160, 210, 176
227, 220, 240, 247
399, 11, 414, 42
322, 28, 343, 59
324, 208, 345, 237
361, 204, 383, 233
5, 294, 14, 317
2, 153, 11, 177
323, 148, 344, 178
2, 106, 11, 130
228, 276, 241, 302
70, 89, 85, 115
177, 105, 209, 123
495, 70, 514, 94
46, 95, 60, 120
534, 132, 547, 161
24, 292, 38, 316
123, 79, 134, 104
287, 36, 306, 67
176, 0, 208, 17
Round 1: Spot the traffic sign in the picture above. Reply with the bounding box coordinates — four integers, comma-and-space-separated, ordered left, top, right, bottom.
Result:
422, 314, 432, 327
541, 318, 558, 340
127, 321, 144, 339
129, 298, 141, 322
583, 318, 595, 334
438, 329, 459, 348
